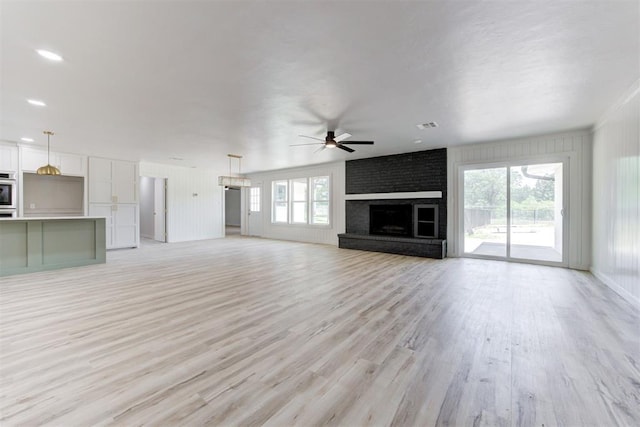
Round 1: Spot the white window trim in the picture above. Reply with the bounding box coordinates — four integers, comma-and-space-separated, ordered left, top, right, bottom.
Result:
270, 175, 331, 227
272, 180, 288, 223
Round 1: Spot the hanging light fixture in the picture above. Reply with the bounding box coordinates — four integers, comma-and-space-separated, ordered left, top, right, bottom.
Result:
36, 130, 61, 175
218, 154, 251, 187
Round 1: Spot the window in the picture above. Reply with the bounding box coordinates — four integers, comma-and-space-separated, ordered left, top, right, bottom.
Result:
271, 176, 330, 225
272, 181, 288, 223
311, 176, 330, 224
250, 187, 260, 212
291, 178, 308, 223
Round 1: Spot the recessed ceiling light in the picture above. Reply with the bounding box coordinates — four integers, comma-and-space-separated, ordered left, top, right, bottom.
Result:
416, 122, 438, 130
413, 139, 423, 144
36, 49, 63, 61
21, 137, 34, 142
27, 99, 46, 107
169, 157, 184, 161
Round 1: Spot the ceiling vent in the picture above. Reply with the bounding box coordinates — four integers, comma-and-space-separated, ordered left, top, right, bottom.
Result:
416, 122, 438, 130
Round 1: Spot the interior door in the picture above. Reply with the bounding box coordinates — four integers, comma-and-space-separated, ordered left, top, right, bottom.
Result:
154, 178, 166, 242
247, 184, 262, 236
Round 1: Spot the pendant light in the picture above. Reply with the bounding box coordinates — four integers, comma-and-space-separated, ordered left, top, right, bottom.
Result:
37, 130, 61, 175
218, 154, 251, 187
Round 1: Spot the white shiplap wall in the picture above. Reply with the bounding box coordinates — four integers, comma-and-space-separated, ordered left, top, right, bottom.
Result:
448, 130, 592, 270
592, 79, 640, 308
247, 161, 345, 245
139, 162, 224, 243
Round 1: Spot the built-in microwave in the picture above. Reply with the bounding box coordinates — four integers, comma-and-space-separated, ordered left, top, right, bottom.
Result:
0, 171, 17, 209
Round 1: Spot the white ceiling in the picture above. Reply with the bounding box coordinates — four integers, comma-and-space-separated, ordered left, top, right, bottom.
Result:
1, 0, 638, 173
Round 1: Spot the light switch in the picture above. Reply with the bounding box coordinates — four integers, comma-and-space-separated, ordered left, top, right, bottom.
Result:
30, 203, 36, 209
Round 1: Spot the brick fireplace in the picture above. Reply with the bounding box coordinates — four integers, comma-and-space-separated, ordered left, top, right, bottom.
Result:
338, 148, 447, 259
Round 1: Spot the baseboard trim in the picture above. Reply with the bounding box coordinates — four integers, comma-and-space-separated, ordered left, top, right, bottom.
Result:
590, 267, 640, 309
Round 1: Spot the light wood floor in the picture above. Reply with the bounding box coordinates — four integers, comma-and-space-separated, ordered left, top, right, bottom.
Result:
1, 236, 638, 426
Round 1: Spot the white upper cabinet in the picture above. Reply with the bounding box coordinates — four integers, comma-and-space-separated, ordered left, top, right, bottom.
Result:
20, 146, 86, 176
89, 157, 114, 203
88, 157, 138, 204
21, 147, 48, 172
112, 160, 137, 203
58, 153, 86, 176
0, 143, 19, 172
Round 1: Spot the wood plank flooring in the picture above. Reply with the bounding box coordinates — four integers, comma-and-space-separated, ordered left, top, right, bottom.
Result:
1, 236, 639, 426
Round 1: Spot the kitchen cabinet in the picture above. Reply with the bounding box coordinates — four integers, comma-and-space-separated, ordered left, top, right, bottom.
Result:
89, 157, 137, 203
88, 203, 138, 249
88, 157, 139, 249
20, 146, 86, 176
0, 143, 19, 172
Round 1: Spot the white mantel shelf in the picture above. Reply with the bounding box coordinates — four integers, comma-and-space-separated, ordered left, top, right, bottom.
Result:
344, 191, 442, 201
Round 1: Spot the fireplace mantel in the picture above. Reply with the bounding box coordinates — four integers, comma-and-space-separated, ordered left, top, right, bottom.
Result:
344, 191, 442, 200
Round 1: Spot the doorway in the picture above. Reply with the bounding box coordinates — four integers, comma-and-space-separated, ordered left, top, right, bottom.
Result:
224, 186, 242, 236
461, 161, 566, 265
139, 176, 167, 243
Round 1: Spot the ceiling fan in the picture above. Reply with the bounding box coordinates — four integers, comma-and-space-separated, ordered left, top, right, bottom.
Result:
291, 131, 374, 153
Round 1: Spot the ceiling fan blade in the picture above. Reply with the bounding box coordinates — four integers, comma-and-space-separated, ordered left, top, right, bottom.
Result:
336, 144, 355, 153
298, 135, 325, 141
334, 132, 352, 142
314, 145, 326, 153
290, 142, 323, 146
340, 141, 374, 145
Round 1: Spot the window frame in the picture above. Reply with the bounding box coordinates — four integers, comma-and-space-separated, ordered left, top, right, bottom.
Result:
290, 178, 309, 224
272, 180, 289, 223
310, 175, 331, 225
270, 175, 331, 227
249, 187, 261, 212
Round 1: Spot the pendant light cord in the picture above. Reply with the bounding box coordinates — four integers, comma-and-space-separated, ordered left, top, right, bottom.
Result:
44, 130, 54, 165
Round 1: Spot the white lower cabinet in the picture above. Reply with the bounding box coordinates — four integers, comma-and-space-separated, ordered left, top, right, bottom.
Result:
89, 203, 138, 249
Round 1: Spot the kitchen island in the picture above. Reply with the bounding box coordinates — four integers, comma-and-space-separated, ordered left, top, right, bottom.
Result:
0, 217, 106, 277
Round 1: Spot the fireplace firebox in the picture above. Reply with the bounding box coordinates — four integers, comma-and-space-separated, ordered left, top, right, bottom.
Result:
369, 204, 412, 237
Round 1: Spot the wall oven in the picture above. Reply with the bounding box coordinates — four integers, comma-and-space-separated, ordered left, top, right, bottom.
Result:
0, 171, 17, 211
0, 209, 17, 218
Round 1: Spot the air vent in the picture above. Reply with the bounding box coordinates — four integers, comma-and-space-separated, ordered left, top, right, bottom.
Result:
416, 122, 438, 130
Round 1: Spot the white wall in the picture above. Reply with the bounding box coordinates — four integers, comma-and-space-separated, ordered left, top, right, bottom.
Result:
139, 176, 154, 238
592, 79, 640, 307
247, 161, 345, 245
448, 130, 592, 270
224, 188, 241, 226
139, 162, 224, 243
22, 173, 84, 217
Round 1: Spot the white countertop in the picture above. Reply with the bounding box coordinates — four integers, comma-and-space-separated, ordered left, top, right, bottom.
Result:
0, 216, 107, 221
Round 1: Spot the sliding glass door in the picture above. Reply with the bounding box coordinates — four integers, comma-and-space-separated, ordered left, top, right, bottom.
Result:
463, 167, 508, 257
462, 161, 565, 265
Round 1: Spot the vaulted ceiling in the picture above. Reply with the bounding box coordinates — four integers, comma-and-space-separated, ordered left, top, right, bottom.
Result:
1, 1, 638, 173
